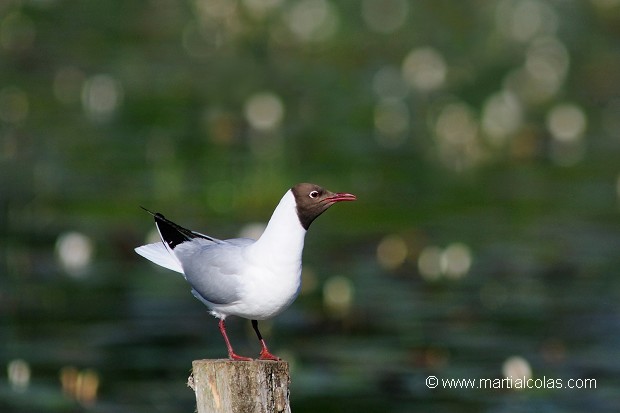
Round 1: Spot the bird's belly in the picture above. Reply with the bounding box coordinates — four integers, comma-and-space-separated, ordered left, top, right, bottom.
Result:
230, 267, 301, 320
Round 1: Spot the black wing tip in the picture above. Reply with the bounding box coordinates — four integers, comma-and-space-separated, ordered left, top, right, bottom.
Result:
140, 206, 154, 214
140, 206, 166, 221
139, 207, 214, 247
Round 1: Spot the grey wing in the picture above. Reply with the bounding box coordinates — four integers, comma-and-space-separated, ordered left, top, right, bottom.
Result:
224, 237, 256, 246
174, 238, 254, 305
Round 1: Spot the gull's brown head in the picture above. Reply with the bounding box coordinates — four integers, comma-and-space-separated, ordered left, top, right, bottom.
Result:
291, 183, 356, 230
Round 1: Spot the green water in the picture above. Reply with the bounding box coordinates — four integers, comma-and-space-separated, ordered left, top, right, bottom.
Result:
2, 1, 620, 412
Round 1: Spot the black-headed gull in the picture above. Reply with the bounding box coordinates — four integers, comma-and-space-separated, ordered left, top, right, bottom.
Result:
135, 183, 356, 360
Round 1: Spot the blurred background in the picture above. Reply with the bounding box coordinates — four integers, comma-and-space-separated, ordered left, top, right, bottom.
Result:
2, 0, 620, 412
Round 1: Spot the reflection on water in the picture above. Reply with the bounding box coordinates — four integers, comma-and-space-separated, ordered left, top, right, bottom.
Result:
2, 1, 620, 412
3, 211, 620, 412
59, 367, 99, 406
7, 359, 30, 392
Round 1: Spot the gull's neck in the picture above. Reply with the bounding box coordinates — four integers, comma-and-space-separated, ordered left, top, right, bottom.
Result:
248, 190, 307, 268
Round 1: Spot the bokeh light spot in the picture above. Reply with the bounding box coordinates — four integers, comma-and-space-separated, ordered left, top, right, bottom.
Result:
482, 90, 522, 145
495, 0, 558, 43
285, 0, 338, 42
547, 103, 586, 143
323, 275, 354, 317
376, 234, 408, 270
547, 103, 587, 166
81, 74, 123, 122
402, 47, 447, 92
434, 102, 482, 170
362, 0, 409, 34
525, 36, 569, 100
301, 266, 318, 294
502, 355, 532, 386
195, 0, 237, 20
503, 36, 569, 104
510, 0, 544, 42
243, 0, 284, 19
56, 231, 94, 276
526, 36, 568, 86
418, 243, 472, 280
244, 92, 285, 131
60, 366, 100, 405
435, 103, 478, 144
418, 246, 443, 281
7, 359, 30, 392
441, 243, 472, 279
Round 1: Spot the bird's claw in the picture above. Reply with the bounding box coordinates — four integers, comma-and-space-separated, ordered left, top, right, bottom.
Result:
258, 349, 281, 361
229, 352, 253, 361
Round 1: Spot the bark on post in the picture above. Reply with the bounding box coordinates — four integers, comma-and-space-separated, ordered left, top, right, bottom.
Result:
190, 360, 291, 413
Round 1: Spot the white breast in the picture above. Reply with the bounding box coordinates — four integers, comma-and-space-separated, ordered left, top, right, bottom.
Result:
206, 190, 307, 320
230, 263, 302, 320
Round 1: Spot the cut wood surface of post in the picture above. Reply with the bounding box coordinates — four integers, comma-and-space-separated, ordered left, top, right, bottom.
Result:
191, 359, 291, 413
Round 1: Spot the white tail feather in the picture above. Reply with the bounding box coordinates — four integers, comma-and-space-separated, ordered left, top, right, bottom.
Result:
135, 242, 184, 274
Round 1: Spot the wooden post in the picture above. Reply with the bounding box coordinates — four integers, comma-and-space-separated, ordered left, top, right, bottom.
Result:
190, 360, 291, 413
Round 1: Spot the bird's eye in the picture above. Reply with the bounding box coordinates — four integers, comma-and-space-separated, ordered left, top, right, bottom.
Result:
309, 190, 319, 199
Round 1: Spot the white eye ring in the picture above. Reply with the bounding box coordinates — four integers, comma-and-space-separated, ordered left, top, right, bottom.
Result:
309, 190, 319, 199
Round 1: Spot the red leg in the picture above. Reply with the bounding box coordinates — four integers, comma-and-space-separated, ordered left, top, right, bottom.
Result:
252, 320, 280, 361
219, 319, 252, 361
